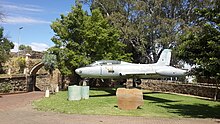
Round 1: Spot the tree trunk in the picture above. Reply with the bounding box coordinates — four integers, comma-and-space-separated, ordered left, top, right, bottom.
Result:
49, 70, 54, 94
0, 63, 4, 74
61, 75, 65, 90
214, 81, 219, 101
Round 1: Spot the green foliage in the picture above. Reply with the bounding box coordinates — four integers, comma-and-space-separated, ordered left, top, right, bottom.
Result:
83, 0, 212, 64
0, 28, 14, 63
50, 4, 131, 75
83, 9, 131, 61
176, 1, 220, 79
0, 83, 12, 93
16, 57, 26, 73
42, 52, 57, 75
19, 44, 32, 54
50, 4, 90, 75
18, 44, 26, 50
34, 89, 220, 118
0, 27, 14, 73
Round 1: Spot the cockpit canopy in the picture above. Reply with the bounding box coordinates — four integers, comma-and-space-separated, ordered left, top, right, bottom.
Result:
89, 60, 121, 66
88, 60, 131, 66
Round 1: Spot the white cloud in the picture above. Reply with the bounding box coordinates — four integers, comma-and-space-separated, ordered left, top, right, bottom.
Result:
0, 1, 43, 13
11, 42, 50, 52
0, 1, 50, 24
3, 16, 51, 24
2, 4, 43, 12
11, 42, 19, 52
29, 42, 50, 52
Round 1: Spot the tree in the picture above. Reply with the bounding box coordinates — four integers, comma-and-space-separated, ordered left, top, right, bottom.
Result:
0, 27, 14, 73
82, 0, 212, 64
18, 45, 26, 51
176, 0, 220, 100
50, 4, 90, 77
83, 9, 131, 61
19, 44, 32, 54
50, 4, 131, 84
42, 52, 57, 76
86, 0, 153, 63
42, 52, 57, 93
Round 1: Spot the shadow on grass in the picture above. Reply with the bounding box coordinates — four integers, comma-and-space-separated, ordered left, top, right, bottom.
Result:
90, 88, 116, 97
143, 95, 178, 103
143, 91, 161, 94
143, 92, 180, 103
160, 103, 220, 119
90, 94, 116, 97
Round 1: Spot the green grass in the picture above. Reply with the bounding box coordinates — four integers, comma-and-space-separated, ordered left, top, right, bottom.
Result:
33, 88, 220, 118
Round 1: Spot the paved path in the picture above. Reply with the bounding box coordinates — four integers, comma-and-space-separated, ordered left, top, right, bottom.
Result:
0, 92, 44, 110
0, 92, 219, 124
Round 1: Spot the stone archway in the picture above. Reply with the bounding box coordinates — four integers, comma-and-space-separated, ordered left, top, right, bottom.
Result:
29, 62, 44, 75
29, 62, 61, 91
28, 62, 44, 91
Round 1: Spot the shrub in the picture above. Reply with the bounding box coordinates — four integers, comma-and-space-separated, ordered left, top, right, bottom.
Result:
0, 83, 12, 93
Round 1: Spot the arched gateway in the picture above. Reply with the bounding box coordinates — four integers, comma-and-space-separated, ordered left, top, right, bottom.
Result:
28, 62, 44, 91
29, 62, 44, 75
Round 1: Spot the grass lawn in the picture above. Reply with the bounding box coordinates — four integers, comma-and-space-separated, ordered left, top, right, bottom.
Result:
33, 88, 220, 118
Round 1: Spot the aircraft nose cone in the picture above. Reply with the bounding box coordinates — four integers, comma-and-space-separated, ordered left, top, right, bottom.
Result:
75, 68, 82, 74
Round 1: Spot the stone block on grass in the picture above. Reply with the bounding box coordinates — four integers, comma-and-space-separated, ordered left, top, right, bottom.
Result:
116, 88, 144, 110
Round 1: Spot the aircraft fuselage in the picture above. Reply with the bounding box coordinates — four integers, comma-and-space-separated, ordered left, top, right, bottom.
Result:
75, 63, 186, 79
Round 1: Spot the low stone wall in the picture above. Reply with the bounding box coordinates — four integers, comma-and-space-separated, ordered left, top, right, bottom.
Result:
0, 75, 27, 93
0, 74, 56, 93
141, 80, 220, 99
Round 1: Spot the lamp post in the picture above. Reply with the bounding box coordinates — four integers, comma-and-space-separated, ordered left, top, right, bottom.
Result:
18, 27, 23, 56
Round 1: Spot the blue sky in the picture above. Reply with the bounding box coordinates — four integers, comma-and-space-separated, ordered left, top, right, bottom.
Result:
0, 0, 90, 52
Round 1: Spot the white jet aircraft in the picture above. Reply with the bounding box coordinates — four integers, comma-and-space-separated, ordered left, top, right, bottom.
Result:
75, 49, 187, 85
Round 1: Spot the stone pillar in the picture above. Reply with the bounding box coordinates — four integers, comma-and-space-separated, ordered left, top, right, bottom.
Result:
7, 68, 11, 75
24, 53, 31, 74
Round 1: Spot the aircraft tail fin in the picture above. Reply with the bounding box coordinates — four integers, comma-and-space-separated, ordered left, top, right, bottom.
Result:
155, 49, 172, 66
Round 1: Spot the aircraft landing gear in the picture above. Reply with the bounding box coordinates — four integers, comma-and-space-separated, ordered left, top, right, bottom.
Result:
119, 79, 127, 85
79, 78, 89, 86
132, 79, 141, 87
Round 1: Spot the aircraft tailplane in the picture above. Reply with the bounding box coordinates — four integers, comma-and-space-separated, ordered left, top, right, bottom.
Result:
155, 49, 172, 66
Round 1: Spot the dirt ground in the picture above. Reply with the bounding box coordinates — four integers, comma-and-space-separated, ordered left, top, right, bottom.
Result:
0, 92, 219, 124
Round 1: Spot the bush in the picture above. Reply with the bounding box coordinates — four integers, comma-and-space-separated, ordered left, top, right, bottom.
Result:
0, 83, 12, 93
16, 57, 26, 73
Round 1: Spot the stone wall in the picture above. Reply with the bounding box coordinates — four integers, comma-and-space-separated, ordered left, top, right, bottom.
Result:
141, 80, 220, 99
10, 51, 44, 59
35, 74, 51, 91
0, 72, 60, 93
0, 75, 27, 93
35, 69, 61, 91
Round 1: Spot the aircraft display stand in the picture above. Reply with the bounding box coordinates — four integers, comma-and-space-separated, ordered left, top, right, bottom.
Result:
68, 85, 90, 101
